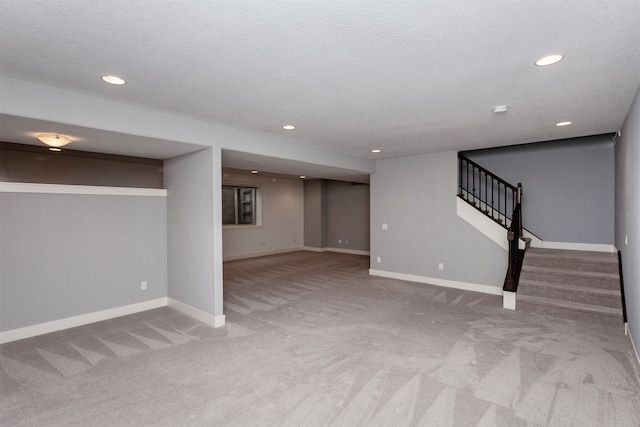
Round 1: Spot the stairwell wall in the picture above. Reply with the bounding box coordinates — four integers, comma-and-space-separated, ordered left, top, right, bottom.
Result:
465, 135, 615, 245
615, 86, 640, 357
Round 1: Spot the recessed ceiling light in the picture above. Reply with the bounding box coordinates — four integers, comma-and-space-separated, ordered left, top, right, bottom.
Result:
300, 175, 306, 179
251, 170, 259, 174
371, 149, 381, 153
493, 105, 508, 114
535, 54, 564, 66
101, 75, 126, 85
556, 121, 572, 127
282, 125, 296, 130
48, 147, 62, 152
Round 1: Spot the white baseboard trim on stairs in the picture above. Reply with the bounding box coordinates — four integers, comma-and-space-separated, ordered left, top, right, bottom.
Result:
369, 269, 503, 296
168, 298, 225, 328
627, 323, 640, 375
0, 298, 168, 344
456, 197, 509, 251
530, 240, 616, 253
503, 291, 516, 310
303, 246, 370, 256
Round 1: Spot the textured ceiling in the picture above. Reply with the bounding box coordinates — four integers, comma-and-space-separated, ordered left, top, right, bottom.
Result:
1, 1, 639, 167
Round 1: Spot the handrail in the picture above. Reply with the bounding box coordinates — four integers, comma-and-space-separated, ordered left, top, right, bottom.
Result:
458, 153, 518, 229
458, 154, 517, 192
457, 153, 525, 292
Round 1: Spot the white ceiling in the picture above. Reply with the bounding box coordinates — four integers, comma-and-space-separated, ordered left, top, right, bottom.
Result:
1, 1, 639, 178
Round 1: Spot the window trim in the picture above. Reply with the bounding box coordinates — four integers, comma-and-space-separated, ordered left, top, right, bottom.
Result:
222, 182, 262, 228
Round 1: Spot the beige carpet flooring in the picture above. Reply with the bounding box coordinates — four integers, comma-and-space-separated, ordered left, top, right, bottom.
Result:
1, 251, 639, 426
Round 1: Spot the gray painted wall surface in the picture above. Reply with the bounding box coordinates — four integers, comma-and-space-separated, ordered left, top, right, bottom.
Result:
303, 180, 326, 248
0, 192, 167, 331
165, 148, 222, 316
222, 170, 304, 259
326, 181, 370, 251
615, 86, 640, 357
466, 135, 615, 244
371, 151, 506, 287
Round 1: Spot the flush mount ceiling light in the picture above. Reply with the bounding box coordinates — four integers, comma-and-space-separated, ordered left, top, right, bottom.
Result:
251, 170, 259, 174
535, 54, 564, 66
282, 125, 296, 130
300, 175, 306, 179
371, 149, 381, 153
556, 121, 572, 127
37, 134, 71, 147
48, 147, 62, 152
101, 75, 126, 85
493, 105, 508, 114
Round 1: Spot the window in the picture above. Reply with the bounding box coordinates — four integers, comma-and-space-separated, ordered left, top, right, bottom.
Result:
222, 185, 257, 225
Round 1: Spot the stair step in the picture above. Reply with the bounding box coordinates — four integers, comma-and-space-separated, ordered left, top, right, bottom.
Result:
519, 265, 620, 290
518, 279, 622, 309
517, 295, 623, 327
523, 248, 618, 274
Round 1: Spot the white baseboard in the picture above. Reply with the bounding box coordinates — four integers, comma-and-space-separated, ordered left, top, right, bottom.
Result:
503, 291, 516, 310
0, 298, 168, 344
369, 269, 503, 296
167, 298, 225, 328
302, 246, 325, 252
627, 324, 640, 375
223, 246, 304, 262
530, 240, 616, 253
303, 246, 370, 256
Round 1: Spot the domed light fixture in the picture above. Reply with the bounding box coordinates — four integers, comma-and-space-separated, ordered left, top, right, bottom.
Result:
37, 134, 71, 148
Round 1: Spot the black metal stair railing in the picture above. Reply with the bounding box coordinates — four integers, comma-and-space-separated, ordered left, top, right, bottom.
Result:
458, 153, 518, 228
458, 153, 525, 292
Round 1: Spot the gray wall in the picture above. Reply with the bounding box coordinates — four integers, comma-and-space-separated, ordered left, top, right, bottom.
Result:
303, 180, 327, 248
0, 192, 167, 331
326, 181, 370, 251
466, 135, 615, 244
371, 151, 506, 287
615, 86, 640, 354
165, 148, 223, 317
304, 179, 370, 252
222, 169, 304, 259
0, 142, 164, 188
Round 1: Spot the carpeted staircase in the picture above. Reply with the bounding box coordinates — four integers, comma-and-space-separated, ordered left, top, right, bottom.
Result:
517, 247, 624, 327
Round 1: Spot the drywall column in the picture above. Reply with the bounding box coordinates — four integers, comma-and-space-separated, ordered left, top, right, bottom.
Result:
615, 86, 640, 355
165, 148, 225, 326
303, 180, 328, 249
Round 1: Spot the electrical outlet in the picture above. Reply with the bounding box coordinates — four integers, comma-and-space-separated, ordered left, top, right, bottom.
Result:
382, 224, 388, 230
141, 281, 147, 290
338, 239, 342, 244
377, 256, 382, 263
345, 240, 348, 245
438, 263, 444, 271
